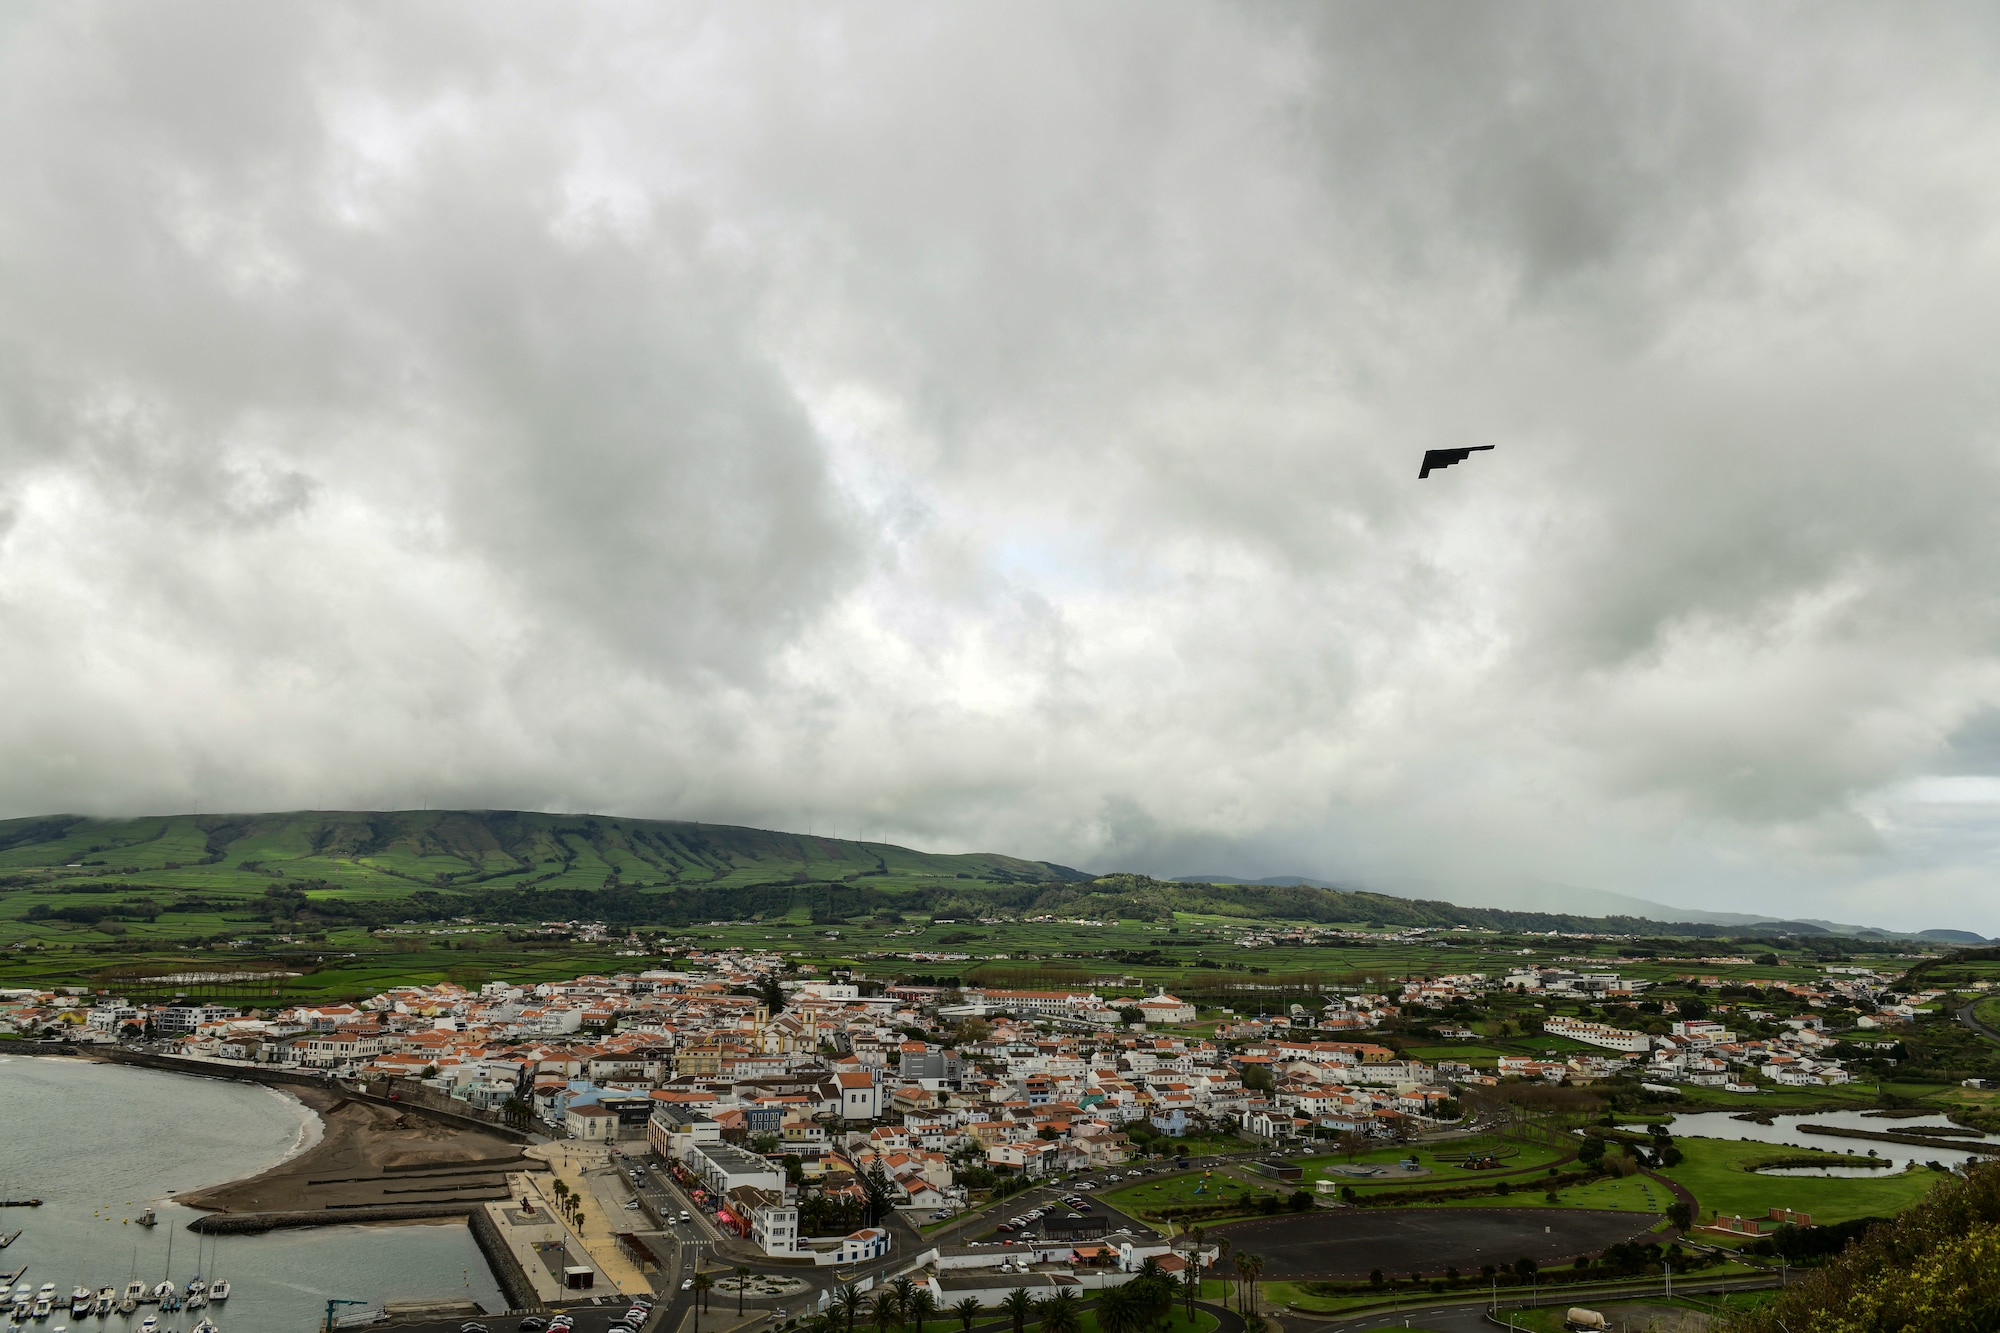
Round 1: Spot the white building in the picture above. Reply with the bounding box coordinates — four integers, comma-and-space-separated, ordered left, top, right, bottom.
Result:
1543, 1014, 1650, 1055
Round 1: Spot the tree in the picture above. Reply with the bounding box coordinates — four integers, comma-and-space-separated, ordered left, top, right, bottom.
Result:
1096, 1284, 1144, 1333
951, 1297, 983, 1333
1036, 1290, 1081, 1333
736, 1267, 751, 1316
907, 1289, 938, 1333
865, 1160, 896, 1225
1001, 1288, 1033, 1333
833, 1285, 863, 1333
1212, 1237, 1233, 1308
761, 973, 786, 1014
1667, 1201, 1693, 1230
891, 1276, 916, 1326
870, 1292, 897, 1333
692, 1272, 714, 1331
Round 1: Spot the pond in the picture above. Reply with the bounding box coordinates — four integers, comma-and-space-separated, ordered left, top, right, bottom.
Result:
1665, 1108, 2000, 1176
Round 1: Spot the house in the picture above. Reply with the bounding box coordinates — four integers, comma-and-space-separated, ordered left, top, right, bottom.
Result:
565, 1103, 621, 1142
836, 1070, 881, 1121
1136, 992, 1196, 1025
737, 1187, 800, 1257
838, 1227, 890, 1263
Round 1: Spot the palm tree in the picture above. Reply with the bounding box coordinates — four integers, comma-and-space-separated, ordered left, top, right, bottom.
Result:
835, 1284, 863, 1333
1212, 1238, 1232, 1308
1000, 1287, 1034, 1333
891, 1276, 916, 1321
1036, 1290, 1081, 1333
951, 1297, 983, 1333
736, 1267, 751, 1316
871, 1290, 898, 1333
1135, 1257, 1165, 1285
1184, 1227, 1206, 1318
1094, 1284, 1141, 1333
907, 1289, 938, 1333
1242, 1253, 1264, 1320
1234, 1253, 1253, 1317
692, 1272, 714, 1332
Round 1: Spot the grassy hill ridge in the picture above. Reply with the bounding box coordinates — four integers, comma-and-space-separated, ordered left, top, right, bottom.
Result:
0, 810, 1924, 950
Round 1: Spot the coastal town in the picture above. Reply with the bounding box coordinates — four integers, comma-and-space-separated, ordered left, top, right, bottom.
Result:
3, 940, 1968, 1271
2, 925, 1998, 1333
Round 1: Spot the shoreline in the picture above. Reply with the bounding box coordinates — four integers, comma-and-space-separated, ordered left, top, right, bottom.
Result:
175, 1082, 538, 1216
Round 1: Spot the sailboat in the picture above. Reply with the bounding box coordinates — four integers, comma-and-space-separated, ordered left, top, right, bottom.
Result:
182, 1232, 206, 1310
203, 1235, 226, 1304
149, 1224, 175, 1308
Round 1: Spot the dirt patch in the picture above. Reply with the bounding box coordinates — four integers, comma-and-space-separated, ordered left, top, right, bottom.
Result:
177, 1086, 534, 1214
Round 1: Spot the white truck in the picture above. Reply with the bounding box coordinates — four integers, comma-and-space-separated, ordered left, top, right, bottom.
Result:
1565, 1310, 1609, 1332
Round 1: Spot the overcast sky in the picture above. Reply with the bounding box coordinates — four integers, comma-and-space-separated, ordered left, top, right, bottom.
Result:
4, 4, 2000, 932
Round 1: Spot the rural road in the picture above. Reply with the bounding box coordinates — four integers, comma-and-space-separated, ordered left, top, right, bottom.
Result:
1959, 1000, 2000, 1050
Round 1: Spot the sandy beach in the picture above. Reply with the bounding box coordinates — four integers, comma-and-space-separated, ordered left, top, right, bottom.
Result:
177, 1085, 537, 1214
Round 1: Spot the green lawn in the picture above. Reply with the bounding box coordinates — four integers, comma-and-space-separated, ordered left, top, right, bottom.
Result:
1658, 1136, 1948, 1226
1424, 1171, 1665, 1214
1100, 1170, 1296, 1221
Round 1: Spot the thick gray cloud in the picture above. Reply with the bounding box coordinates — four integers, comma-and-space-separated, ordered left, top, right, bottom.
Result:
4, 2, 2000, 930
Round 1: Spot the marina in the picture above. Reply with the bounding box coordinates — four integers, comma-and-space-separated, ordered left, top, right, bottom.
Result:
0, 1056, 505, 1332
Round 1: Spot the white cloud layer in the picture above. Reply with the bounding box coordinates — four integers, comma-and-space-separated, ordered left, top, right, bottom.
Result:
4, 2, 2000, 931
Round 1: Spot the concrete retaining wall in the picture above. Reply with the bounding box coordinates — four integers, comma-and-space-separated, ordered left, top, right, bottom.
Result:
469, 1206, 545, 1313
190, 1203, 477, 1233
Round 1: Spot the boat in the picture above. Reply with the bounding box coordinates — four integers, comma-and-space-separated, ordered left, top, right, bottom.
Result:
30, 1299, 49, 1320
138, 1319, 157, 1333
204, 1280, 227, 1303
120, 1284, 143, 1308
189, 1319, 218, 1333
32, 1290, 52, 1306
133, 1212, 155, 1231
94, 1288, 114, 1317
182, 1294, 203, 1313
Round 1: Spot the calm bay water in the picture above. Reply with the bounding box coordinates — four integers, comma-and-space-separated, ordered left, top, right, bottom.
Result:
0, 1054, 503, 1332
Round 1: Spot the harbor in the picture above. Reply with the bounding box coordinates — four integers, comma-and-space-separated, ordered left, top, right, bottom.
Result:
0, 1056, 506, 1332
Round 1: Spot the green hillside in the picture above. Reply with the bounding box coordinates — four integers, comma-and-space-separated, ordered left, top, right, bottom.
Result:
0, 809, 1925, 951
0, 810, 1077, 944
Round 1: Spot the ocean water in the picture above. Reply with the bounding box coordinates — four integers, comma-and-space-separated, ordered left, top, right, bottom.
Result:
0, 1054, 504, 1332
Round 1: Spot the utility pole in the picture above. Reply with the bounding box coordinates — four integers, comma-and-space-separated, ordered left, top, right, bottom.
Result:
1663, 1260, 1672, 1302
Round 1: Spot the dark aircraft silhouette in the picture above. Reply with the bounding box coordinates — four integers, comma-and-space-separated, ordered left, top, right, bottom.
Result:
1419, 445, 1494, 479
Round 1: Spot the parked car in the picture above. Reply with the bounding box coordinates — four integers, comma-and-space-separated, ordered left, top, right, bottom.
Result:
516, 1319, 547, 1333
681, 1280, 695, 1292
461, 1323, 490, 1333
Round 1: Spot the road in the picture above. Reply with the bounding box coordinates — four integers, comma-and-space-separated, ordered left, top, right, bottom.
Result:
1297, 1272, 1784, 1332
1960, 999, 2000, 1049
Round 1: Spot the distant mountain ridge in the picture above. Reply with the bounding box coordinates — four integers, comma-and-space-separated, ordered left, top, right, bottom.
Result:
1170, 871, 1983, 942
0, 811, 1982, 941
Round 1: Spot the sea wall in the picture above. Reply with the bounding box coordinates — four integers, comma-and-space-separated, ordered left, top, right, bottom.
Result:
468, 1206, 545, 1313
96, 1049, 531, 1142
190, 1203, 478, 1233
